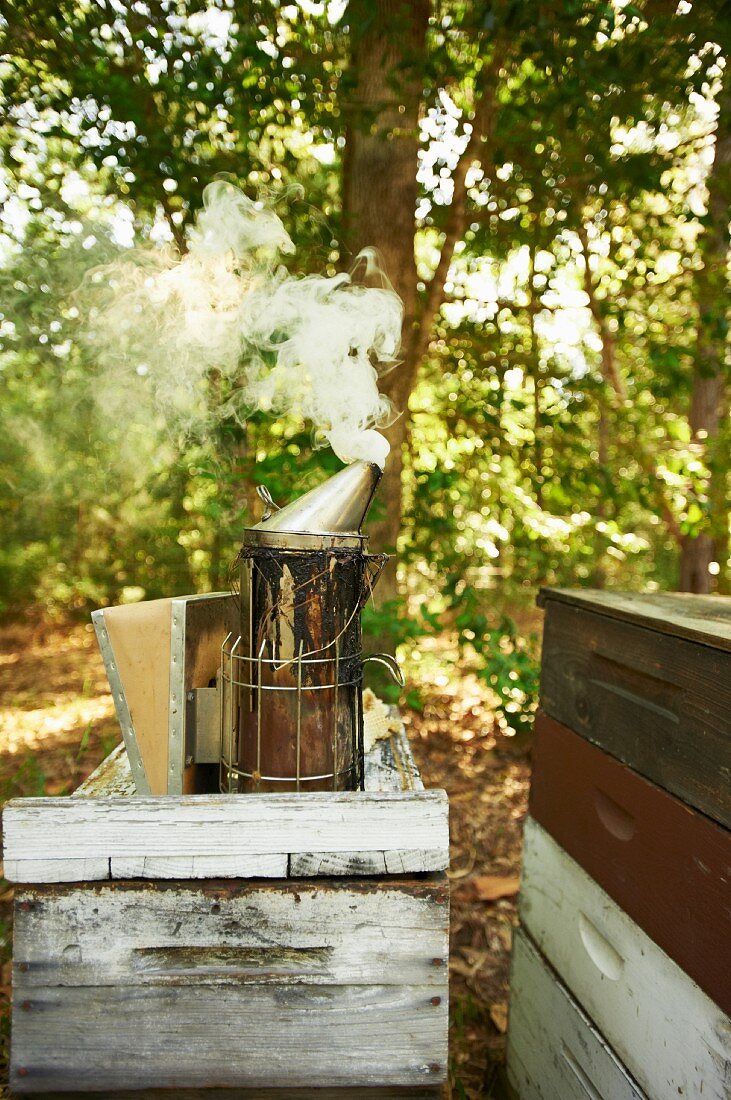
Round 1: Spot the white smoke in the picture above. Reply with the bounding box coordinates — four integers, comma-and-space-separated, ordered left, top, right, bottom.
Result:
85, 182, 401, 468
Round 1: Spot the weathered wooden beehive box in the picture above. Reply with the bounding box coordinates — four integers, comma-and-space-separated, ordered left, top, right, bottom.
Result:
4, 724, 449, 1096
507, 589, 731, 1100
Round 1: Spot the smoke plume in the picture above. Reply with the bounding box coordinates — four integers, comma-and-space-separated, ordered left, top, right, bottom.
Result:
85, 182, 401, 468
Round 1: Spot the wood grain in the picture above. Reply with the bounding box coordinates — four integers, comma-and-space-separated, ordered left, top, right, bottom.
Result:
11, 985, 448, 1091
507, 929, 646, 1100
72, 742, 133, 797
2, 858, 110, 883
110, 854, 288, 878
288, 724, 431, 874
366, 725, 425, 791
520, 819, 731, 1100
13, 878, 448, 991
25, 1090, 443, 1099
4, 789, 448, 871
289, 849, 448, 876
538, 587, 731, 651
8, 716, 450, 1093
530, 713, 731, 1014
11, 878, 449, 1092
539, 595, 731, 824
3, 727, 448, 883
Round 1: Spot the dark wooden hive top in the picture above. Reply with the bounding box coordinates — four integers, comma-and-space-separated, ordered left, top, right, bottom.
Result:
537, 587, 731, 826
538, 587, 731, 652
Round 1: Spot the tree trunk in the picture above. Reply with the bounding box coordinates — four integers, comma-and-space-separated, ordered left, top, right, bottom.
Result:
577, 221, 625, 402
590, 407, 609, 588
342, 0, 429, 605
527, 246, 543, 510
679, 85, 730, 593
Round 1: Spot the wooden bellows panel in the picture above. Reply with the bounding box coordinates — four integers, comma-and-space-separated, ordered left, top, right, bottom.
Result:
538, 588, 731, 825
94, 593, 240, 797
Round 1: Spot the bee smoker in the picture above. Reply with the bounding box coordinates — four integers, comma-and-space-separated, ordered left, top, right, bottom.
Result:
220, 461, 400, 793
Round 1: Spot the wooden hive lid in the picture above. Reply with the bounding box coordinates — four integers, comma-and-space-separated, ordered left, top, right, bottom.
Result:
538, 587, 731, 652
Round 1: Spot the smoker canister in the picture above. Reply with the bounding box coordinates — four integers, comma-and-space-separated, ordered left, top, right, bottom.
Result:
222, 461, 391, 793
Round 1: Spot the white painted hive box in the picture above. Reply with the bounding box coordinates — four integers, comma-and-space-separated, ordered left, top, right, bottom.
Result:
4, 723, 450, 1095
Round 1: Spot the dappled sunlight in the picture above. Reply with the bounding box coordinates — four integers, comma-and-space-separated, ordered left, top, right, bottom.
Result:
0, 625, 120, 798
0, 695, 114, 757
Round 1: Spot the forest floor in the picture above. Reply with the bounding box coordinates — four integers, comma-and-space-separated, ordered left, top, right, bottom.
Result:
0, 620, 532, 1098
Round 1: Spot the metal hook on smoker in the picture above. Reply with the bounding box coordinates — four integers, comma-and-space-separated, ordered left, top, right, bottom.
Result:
363, 653, 405, 688
256, 484, 280, 522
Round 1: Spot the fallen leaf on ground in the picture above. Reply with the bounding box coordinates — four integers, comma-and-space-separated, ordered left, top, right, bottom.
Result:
490, 1003, 509, 1033
450, 956, 478, 980
461, 947, 494, 972
493, 921, 514, 952
471, 874, 521, 901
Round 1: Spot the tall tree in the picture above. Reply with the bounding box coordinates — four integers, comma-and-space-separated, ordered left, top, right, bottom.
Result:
679, 81, 730, 592
342, 0, 429, 599
3, 0, 729, 626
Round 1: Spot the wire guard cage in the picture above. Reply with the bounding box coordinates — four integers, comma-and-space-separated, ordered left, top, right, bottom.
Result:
220, 463, 402, 794
219, 631, 368, 793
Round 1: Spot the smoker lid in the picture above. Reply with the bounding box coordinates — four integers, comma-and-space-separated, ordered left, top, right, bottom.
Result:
246, 460, 382, 547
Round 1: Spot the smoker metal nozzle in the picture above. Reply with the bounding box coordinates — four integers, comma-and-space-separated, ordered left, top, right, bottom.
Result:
247, 460, 382, 549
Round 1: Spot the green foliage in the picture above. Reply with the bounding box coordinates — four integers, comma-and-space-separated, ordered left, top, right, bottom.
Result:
1, 1, 729, 729
362, 594, 539, 734
1, 752, 46, 799
467, 617, 540, 737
